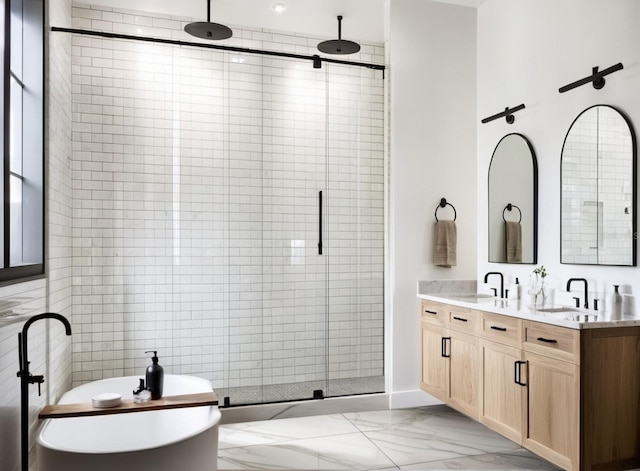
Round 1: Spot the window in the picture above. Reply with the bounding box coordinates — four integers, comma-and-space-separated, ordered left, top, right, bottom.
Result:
0, 0, 44, 283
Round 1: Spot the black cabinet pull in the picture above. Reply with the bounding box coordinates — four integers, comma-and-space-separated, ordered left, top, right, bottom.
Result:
453, 316, 468, 322
536, 337, 558, 344
514, 361, 526, 386
424, 309, 438, 315
318, 191, 323, 255
441, 337, 451, 358
490, 326, 507, 332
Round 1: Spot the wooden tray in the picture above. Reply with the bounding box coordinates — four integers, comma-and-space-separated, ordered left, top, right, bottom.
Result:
39, 391, 218, 419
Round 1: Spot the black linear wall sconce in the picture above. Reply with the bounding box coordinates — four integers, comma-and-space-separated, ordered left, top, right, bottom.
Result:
481, 104, 525, 125
559, 63, 624, 93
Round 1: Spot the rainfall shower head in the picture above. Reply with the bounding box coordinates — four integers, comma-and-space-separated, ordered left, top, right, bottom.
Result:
184, 0, 232, 40
317, 16, 360, 55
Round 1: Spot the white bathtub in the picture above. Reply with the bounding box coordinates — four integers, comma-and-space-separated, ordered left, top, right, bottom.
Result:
37, 374, 220, 471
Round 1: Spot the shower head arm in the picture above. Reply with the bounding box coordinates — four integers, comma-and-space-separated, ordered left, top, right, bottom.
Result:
207, 0, 211, 23
337, 15, 343, 40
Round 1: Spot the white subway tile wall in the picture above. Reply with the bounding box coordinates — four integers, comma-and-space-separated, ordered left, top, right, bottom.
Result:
47, 0, 75, 400
70, 4, 385, 402
0, 280, 48, 471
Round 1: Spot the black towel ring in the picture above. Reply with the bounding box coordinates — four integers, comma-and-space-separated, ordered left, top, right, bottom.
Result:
435, 198, 457, 222
502, 203, 522, 223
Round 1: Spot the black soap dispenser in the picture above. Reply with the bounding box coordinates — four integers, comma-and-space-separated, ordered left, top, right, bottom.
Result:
145, 350, 164, 400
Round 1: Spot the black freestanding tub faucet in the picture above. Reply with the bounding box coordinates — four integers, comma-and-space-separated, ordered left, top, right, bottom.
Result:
17, 313, 72, 471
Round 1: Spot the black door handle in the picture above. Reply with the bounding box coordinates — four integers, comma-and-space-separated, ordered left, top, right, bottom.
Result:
453, 316, 468, 322
318, 191, 323, 255
441, 337, 451, 358
536, 337, 558, 344
514, 361, 527, 386
490, 326, 507, 332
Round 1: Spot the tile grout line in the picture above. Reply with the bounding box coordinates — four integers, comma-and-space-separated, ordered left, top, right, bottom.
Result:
340, 412, 402, 470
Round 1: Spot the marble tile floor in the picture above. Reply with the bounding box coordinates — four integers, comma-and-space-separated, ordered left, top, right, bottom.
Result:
217, 404, 560, 470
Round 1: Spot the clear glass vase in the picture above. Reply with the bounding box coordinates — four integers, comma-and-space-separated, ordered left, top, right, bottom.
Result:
528, 274, 545, 308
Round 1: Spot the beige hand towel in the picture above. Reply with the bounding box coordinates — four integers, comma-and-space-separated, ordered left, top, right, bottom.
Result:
434, 220, 457, 267
505, 221, 522, 263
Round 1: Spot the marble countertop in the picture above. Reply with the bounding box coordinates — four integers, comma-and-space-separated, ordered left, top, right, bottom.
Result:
417, 284, 640, 330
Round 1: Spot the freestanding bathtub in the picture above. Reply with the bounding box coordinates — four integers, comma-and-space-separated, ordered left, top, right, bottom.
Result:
37, 374, 220, 471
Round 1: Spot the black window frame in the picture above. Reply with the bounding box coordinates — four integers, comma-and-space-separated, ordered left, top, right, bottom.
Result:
0, 0, 45, 284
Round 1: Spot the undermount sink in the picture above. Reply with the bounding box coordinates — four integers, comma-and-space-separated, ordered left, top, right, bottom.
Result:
535, 306, 598, 322
451, 293, 495, 299
536, 306, 578, 313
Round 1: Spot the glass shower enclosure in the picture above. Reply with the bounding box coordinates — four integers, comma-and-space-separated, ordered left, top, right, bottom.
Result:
70, 36, 385, 405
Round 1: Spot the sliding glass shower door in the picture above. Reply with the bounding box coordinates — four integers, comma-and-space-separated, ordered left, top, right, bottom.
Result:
222, 54, 330, 405
220, 54, 385, 406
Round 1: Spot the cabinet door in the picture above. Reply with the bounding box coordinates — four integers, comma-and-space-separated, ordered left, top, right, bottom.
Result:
481, 340, 525, 444
448, 330, 481, 419
420, 321, 448, 401
523, 351, 580, 471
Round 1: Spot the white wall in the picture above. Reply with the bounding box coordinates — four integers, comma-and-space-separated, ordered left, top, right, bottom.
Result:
477, 0, 640, 304
388, 0, 477, 406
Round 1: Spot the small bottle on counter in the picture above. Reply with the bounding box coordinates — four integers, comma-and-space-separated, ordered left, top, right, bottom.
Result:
133, 378, 151, 403
611, 285, 622, 319
514, 278, 521, 300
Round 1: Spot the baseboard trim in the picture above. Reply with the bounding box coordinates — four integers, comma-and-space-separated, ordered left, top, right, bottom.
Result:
389, 389, 444, 409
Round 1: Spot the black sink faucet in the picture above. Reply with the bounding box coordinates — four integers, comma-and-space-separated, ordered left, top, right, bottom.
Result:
566, 278, 589, 309
484, 272, 504, 298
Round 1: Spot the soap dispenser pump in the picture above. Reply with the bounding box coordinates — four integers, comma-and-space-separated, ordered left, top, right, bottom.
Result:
145, 350, 164, 400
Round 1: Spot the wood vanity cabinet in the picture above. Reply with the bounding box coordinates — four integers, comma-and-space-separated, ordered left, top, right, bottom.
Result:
447, 306, 481, 419
420, 299, 640, 471
522, 321, 580, 470
420, 301, 481, 419
420, 300, 448, 401
480, 312, 525, 444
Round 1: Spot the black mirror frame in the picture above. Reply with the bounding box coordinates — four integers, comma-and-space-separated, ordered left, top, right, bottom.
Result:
487, 133, 538, 264
560, 104, 637, 266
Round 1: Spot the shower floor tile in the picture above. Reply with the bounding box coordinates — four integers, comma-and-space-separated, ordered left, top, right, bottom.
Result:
217, 405, 561, 470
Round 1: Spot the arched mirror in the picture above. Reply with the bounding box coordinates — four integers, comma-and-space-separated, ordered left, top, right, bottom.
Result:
561, 105, 636, 266
488, 133, 538, 263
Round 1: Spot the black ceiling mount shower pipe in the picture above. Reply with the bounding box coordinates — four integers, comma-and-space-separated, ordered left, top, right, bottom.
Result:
559, 62, 624, 93
51, 27, 385, 75
481, 104, 526, 124
184, 0, 233, 40
17, 313, 72, 471
317, 15, 361, 55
